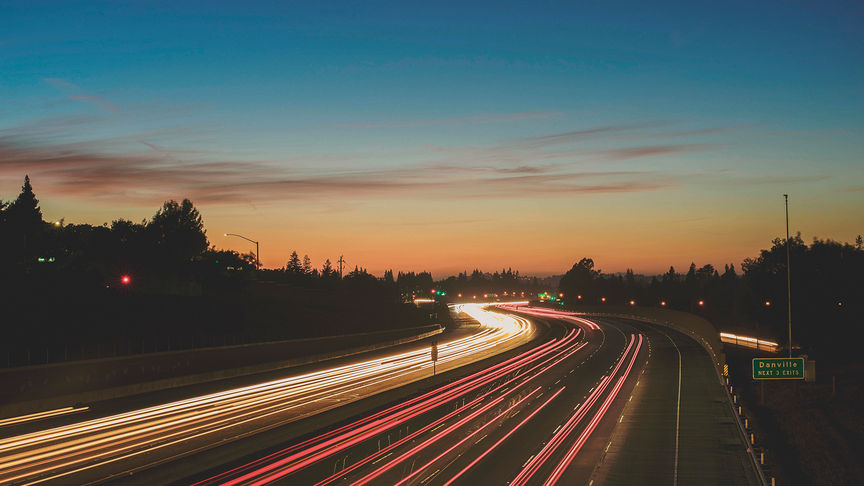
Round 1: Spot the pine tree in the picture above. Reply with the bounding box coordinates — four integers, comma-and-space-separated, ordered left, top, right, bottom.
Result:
9, 175, 44, 230
286, 251, 302, 274
322, 259, 333, 277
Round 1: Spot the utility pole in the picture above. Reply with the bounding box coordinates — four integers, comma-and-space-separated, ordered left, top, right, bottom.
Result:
784, 194, 792, 358
337, 255, 345, 279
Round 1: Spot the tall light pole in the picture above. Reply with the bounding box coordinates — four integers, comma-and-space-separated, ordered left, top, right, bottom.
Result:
225, 233, 260, 270
784, 194, 792, 357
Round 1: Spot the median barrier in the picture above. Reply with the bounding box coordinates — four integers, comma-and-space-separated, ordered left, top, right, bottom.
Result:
0, 325, 443, 419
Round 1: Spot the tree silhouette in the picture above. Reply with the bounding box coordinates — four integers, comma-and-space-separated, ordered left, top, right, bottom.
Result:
285, 251, 302, 275
3, 175, 45, 262
321, 258, 334, 279
7, 175, 43, 228
559, 258, 598, 299
147, 199, 208, 268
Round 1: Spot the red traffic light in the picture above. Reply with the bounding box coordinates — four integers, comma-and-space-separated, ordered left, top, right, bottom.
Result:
121, 275, 131, 285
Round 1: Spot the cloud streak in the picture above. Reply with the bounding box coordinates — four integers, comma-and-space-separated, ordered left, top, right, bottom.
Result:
0, 135, 678, 205
0, 120, 777, 208
43, 78, 119, 112
335, 111, 559, 128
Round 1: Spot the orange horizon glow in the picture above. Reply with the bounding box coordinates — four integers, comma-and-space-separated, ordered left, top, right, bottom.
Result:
5, 169, 861, 279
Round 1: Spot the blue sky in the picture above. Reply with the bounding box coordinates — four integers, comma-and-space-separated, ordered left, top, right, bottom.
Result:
1, 1, 862, 274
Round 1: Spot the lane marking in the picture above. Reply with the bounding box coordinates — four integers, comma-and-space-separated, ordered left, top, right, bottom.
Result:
659, 329, 683, 486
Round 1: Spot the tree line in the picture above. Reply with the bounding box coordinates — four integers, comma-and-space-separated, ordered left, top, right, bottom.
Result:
559, 235, 864, 362
0, 176, 435, 366
0, 175, 256, 297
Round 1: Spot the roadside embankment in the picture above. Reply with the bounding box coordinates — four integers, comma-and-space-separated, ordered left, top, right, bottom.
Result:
0, 324, 442, 419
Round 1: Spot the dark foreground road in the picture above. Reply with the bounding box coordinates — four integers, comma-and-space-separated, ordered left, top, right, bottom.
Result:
187, 307, 761, 486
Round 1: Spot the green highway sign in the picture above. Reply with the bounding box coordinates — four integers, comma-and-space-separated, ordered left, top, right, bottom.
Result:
752, 357, 805, 380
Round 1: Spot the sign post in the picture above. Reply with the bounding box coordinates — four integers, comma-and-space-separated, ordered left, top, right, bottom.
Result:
752, 357, 805, 380
431, 341, 438, 376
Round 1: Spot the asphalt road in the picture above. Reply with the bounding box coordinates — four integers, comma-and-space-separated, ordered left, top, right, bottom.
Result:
0, 304, 536, 486
590, 317, 762, 486
189, 306, 761, 486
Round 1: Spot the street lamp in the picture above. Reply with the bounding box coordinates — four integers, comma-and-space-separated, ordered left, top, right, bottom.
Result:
224, 233, 260, 270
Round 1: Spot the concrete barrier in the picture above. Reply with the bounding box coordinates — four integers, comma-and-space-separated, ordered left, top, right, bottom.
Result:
0, 325, 443, 419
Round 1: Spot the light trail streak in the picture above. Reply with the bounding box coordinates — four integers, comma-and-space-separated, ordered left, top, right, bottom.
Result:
719, 332, 778, 352
0, 303, 531, 485
393, 386, 545, 486
196, 309, 596, 486
543, 334, 644, 486
0, 408, 89, 429
195, 332, 571, 486
347, 342, 580, 486
441, 386, 567, 486
500, 305, 602, 331
210, 328, 585, 486
511, 333, 642, 486
200, 335, 564, 486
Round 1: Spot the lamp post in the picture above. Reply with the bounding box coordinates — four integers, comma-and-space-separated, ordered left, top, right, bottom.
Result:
784, 194, 792, 357
225, 233, 260, 270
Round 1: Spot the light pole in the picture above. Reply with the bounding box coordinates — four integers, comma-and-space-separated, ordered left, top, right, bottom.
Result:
784, 194, 792, 357
225, 233, 260, 270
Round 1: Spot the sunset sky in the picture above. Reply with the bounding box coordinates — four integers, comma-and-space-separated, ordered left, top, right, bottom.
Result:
2, 1, 862, 276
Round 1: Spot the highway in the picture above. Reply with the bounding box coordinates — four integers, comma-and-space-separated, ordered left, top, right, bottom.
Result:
190, 305, 761, 486
0, 303, 534, 485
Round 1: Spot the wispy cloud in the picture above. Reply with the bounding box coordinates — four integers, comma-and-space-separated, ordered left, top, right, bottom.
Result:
42, 78, 119, 112
732, 174, 830, 185
334, 111, 559, 128
0, 134, 678, 205
590, 145, 706, 160
0, 120, 772, 207
518, 123, 663, 146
